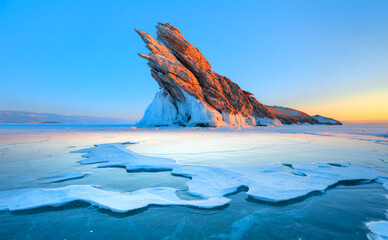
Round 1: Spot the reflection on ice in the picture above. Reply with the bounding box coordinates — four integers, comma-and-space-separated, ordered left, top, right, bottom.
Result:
73, 143, 176, 171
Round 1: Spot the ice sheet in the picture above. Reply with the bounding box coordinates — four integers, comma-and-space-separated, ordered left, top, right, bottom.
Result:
74, 143, 384, 202
1, 142, 386, 219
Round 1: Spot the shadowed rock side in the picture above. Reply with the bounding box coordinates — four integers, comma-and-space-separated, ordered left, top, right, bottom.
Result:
135, 23, 341, 127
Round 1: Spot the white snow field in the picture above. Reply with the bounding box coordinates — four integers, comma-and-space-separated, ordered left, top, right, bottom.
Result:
312, 115, 340, 125
0, 124, 388, 239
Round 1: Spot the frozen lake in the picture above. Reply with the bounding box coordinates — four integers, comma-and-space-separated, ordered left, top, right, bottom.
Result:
0, 124, 387, 239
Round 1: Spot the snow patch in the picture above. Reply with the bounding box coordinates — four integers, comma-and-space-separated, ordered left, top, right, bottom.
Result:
0, 185, 229, 213
366, 221, 388, 240
172, 165, 245, 198
313, 115, 340, 125
72, 142, 176, 171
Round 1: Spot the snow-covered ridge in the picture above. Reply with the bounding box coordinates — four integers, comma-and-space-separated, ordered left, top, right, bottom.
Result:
313, 115, 342, 125
0, 186, 229, 212
72, 142, 176, 171
266, 105, 302, 117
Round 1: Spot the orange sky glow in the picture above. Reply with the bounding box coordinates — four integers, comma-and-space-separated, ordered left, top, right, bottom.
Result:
293, 85, 388, 121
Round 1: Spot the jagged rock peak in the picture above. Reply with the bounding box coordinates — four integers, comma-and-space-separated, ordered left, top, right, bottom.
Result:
135, 23, 341, 127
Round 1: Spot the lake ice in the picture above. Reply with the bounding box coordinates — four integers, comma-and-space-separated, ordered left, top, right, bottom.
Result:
0, 124, 387, 239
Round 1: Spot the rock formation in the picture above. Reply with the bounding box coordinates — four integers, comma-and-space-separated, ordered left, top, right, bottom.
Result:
135, 23, 341, 127
265, 106, 318, 125
312, 115, 342, 125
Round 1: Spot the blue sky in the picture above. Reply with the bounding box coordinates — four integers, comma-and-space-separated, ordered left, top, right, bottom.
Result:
0, 0, 387, 121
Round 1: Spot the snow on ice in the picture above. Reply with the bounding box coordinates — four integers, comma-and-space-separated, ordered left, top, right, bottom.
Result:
0, 142, 385, 214
0, 185, 229, 213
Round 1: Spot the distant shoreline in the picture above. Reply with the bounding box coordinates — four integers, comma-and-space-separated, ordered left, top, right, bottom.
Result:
1, 121, 388, 127
342, 120, 388, 127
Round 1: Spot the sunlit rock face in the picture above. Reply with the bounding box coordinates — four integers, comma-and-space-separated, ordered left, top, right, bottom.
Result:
136, 23, 340, 127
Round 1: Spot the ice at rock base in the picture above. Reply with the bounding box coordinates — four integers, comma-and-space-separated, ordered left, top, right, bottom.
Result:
137, 90, 281, 127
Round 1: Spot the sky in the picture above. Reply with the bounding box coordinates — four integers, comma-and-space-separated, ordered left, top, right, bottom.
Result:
0, 0, 387, 121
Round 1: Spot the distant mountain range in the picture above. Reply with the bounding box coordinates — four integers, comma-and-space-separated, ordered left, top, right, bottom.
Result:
0, 111, 131, 124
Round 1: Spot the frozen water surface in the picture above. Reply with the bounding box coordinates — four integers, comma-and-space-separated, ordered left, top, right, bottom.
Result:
0, 123, 388, 239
